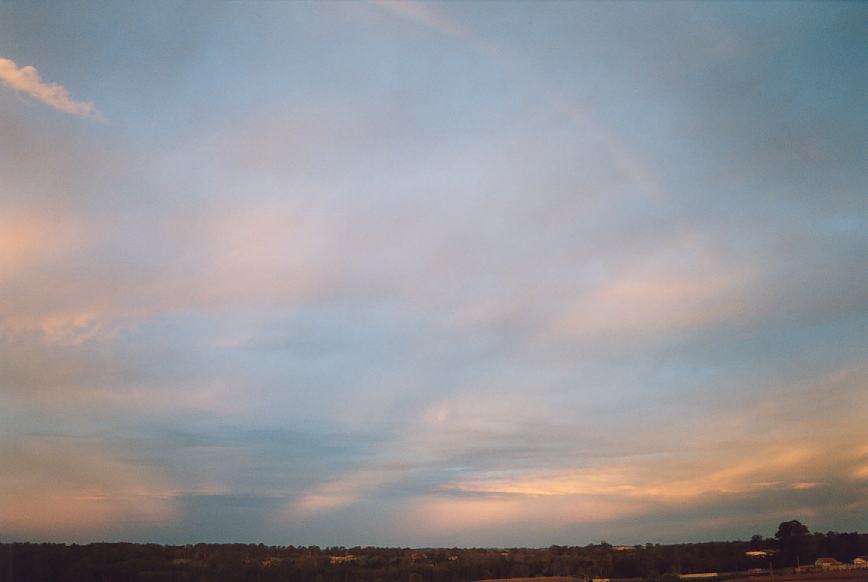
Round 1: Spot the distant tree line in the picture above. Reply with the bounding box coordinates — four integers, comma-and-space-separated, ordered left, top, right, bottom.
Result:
1, 521, 866, 582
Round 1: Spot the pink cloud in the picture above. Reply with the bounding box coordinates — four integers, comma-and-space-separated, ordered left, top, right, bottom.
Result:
553, 233, 753, 338
0, 57, 101, 119
0, 437, 177, 537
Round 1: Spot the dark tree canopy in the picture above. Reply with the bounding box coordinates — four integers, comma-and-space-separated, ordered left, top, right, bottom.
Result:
2, 521, 866, 582
775, 520, 810, 541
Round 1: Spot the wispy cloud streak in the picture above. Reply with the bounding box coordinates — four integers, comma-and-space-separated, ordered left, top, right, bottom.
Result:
0, 56, 100, 119
372, 0, 466, 38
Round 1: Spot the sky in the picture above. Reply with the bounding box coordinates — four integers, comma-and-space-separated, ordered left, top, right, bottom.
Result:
0, 1, 866, 547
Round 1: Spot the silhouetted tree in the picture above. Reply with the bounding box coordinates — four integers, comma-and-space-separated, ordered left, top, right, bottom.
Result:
775, 520, 810, 566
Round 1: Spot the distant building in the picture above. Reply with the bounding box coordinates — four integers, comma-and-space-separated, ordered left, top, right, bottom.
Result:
853, 557, 868, 568
815, 558, 843, 571
746, 551, 769, 558
613, 545, 639, 551
330, 555, 358, 564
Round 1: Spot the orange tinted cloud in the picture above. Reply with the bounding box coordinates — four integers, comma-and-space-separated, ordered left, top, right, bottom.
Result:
409, 495, 527, 530
555, 234, 752, 337
406, 493, 647, 536
0, 437, 177, 536
288, 467, 408, 518
0, 214, 72, 280
0, 57, 100, 119
440, 440, 841, 518
0, 215, 110, 345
